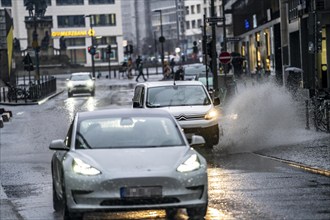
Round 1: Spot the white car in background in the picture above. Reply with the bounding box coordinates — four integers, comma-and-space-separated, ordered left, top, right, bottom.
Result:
132, 80, 222, 148
66, 72, 95, 97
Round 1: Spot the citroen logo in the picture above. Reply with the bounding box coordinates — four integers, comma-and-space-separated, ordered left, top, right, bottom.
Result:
177, 114, 187, 121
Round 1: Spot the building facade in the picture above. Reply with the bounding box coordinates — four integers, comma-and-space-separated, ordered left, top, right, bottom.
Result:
1, 0, 124, 67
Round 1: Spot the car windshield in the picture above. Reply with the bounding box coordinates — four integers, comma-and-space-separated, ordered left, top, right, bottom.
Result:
70, 74, 91, 81
198, 76, 213, 87
75, 116, 185, 149
146, 85, 211, 107
184, 66, 205, 77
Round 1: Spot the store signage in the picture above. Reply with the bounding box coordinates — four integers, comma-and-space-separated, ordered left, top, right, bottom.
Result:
51, 29, 95, 37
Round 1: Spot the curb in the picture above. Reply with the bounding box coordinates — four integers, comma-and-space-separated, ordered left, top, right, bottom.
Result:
0, 90, 64, 106
254, 153, 330, 177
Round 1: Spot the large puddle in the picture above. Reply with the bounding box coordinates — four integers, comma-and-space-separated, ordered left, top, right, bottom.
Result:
216, 79, 323, 153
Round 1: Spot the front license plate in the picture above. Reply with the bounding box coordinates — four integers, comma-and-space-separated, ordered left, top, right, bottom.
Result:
120, 186, 162, 198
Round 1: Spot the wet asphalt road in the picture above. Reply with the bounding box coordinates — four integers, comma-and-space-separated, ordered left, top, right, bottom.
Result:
0, 76, 329, 220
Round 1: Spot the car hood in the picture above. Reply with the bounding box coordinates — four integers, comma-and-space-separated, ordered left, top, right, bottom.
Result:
70, 146, 192, 174
158, 105, 212, 117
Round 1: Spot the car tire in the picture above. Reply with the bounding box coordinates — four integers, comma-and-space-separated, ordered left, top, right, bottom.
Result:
91, 90, 95, 96
62, 181, 83, 220
186, 204, 207, 220
52, 178, 62, 212
165, 208, 178, 219
68, 92, 72, 98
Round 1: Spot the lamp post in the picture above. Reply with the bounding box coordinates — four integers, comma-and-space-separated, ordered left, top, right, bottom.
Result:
85, 15, 95, 78
154, 10, 165, 75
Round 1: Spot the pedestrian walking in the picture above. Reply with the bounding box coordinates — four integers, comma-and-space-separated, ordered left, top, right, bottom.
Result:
163, 61, 172, 80
127, 58, 133, 79
170, 58, 176, 75
136, 62, 147, 82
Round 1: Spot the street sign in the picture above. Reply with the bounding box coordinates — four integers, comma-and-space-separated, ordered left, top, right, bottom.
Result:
226, 37, 241, 42
206, 17, 224, 23
219, 51, 232, 64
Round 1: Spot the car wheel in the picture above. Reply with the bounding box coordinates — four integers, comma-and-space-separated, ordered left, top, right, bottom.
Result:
186, 205, 207, 220
63, 205, 83, 220
91, 90, 95, 96
68, 92, 72, 97
165, 208, 178, 219
62, 185, 83, 220
52, 178, 62, 212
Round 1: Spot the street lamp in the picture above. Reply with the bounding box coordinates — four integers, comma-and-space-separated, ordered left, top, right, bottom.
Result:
154, 10, 165, 75
85, 15, 95, 78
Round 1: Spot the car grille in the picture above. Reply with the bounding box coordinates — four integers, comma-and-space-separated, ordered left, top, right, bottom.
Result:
100, 197, 180, 206
175, 114, 205, 121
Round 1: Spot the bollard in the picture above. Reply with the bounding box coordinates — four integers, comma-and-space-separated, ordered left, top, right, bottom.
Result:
305, 100, 310, 130
327, 102, 330, 133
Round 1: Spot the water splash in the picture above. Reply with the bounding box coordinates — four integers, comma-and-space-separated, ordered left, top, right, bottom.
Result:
216, 80, 322, 153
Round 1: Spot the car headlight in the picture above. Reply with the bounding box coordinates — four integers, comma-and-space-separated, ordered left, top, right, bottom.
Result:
67, 81, 73, 88
204, 108, 218, 120
177, 154, 201, 172
72, 158, 101, 176
86, 80, 94, 87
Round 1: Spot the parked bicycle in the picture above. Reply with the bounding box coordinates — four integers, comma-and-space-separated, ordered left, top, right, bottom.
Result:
5, 82, 30, 102
311, 90, 330, 132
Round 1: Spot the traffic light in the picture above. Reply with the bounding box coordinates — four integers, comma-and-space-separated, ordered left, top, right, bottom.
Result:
315, 20, 323, 52
207, 40, 213, 56
88, 45, 96, 55
193, 41, 198, 54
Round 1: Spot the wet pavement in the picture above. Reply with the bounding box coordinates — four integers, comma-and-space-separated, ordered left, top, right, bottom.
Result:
1, 72, 329, 220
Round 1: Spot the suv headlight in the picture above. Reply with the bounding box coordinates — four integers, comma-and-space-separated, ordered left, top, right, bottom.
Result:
87, 80, 94, 88
72, 158, 101, 176
177, 154, 201, 172
204, 108, 218, 120
67, 81, 73, 88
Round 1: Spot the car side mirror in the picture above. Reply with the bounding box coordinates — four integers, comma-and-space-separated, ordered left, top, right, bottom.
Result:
213, 97, 220, 106
49, 139, 69, 151
132, 101, 141, 108
190, 135, 205, 147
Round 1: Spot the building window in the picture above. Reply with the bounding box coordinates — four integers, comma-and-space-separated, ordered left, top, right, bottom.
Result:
192, 20, 196, 29
56, 0, 84, 5
57, 15, 85, 28
1, 0, 11, 7
66, 37, 86, 46
191, 5, 195, 14
186, 21, 190, 29
185, 6, 189, 15
197, 19, 202, 27
95, 36, 116, 45
92, 14, 116, 26
89, 0, 114, 4
197, 4, 201, 13
66, 49, 86, 64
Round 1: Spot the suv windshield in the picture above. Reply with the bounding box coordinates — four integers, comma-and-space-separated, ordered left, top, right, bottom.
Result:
71, 74, 91, 81
146, 85, 211, 107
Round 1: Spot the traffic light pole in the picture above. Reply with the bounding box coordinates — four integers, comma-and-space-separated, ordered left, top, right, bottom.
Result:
86, 15, 96, 78
203, 14, 209, 91
210, 0, 219, 95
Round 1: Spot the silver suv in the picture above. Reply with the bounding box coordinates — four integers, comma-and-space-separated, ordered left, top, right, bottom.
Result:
132, 80, 222, 148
